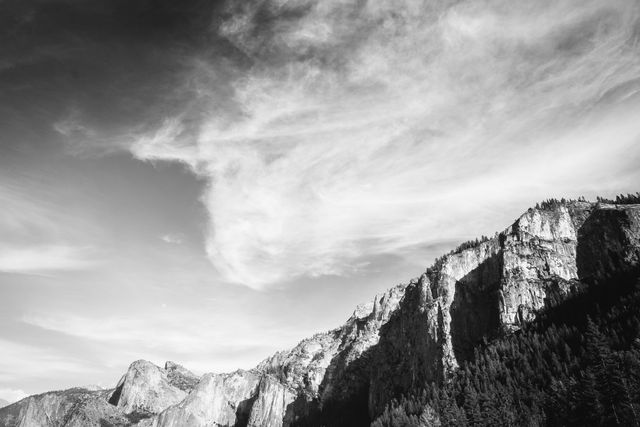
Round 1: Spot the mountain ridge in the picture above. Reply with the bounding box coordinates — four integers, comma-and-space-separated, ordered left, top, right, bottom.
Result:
2, 196, 639, 426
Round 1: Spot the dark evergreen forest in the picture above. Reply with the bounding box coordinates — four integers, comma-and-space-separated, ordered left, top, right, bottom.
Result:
372, 269, 640, 426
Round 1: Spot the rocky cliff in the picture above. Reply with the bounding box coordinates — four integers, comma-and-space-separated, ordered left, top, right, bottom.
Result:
108, 360, 199, 415
369, 202, 640, 415
1, 200, 639, 427
0, 387, 130, 427
138, 283, 406, 427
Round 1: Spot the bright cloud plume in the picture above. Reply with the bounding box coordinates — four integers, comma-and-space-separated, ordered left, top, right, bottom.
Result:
130, 0, 640, 289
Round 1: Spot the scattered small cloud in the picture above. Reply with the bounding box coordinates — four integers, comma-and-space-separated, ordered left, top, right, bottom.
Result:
160, 233, 185, 245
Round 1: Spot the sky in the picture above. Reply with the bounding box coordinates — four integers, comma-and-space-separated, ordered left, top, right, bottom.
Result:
1, 0, 640, 403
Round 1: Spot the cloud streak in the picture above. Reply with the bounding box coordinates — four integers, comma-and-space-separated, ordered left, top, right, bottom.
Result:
0, 179, 100, 275
0, 338, 96, 384
21, 307, 306, 373
122, 0, 640, 288
0, 245, 95, 274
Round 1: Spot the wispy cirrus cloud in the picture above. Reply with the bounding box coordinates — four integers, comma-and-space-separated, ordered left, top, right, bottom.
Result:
0, 338, 95, 384
0, 179, 100, 275
22, 308, 305, 373
124, 0, 640, 289
0, 245, 96, 274
32, 0, 638, 289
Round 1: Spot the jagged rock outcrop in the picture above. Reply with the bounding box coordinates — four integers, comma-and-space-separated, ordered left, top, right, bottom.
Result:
0, 361, 201, 427
258, 284, 405, 398
164, 361, 200, 392
108, 360, 199, 415
143, 284, 406, 427
140, 370, 295, 427
146, 370, 261, 426
2, 199, 638, 427
248, 375, 296, 427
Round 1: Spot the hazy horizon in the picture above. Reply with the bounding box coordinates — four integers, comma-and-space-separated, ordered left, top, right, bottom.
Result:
1, 0, 640, 404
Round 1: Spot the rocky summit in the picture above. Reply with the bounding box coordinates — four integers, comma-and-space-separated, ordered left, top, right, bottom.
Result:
1, 199, 639, 427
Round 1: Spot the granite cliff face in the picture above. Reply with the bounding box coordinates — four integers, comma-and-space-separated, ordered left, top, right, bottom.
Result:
138, 370, 295, 427
369, 202, 640, 414
1, 200, 639, 427
108, 360, 199, 415
258, 285, 405, 395
140, 284, 406, 427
